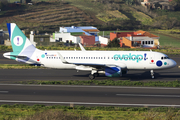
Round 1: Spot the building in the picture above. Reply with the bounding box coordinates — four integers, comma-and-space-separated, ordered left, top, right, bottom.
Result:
110, 30, 160, 49
53, 26, 109, 46
141, 0, 174, 10
30, 31, 58, 46
0, 30, 10, 45
53, 32, 82, 45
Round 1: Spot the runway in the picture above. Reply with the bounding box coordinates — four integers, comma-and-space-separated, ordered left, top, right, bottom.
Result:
1, 84, 180, 107
0, 51, 179, 82
0, 52, 180, 106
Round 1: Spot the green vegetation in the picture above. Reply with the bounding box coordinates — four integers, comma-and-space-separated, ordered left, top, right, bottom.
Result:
1, 0, 180, 33
0, 64, 43, 69
151, 32, 180, 48
155, 29, 180, 39
1, 104, 180, 120
107, 38, 120, 47
16, 80, 180, 88
1, 45, 180, 55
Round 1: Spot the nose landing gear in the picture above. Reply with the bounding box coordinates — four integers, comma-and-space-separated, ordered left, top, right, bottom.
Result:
150, 70, 154, 79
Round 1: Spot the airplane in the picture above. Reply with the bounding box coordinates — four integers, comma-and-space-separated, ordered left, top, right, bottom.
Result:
3, 23, 177, 79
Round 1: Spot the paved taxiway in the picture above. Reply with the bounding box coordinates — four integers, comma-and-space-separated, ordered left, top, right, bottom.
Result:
0, 52, 180, 82
0, 52, 180, 106
1, 84, 180, 107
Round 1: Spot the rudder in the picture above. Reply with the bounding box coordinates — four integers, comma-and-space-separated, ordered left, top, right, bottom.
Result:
7, 23, 35, 52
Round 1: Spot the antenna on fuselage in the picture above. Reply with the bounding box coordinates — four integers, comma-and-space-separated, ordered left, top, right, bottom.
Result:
78, 43, 86, 51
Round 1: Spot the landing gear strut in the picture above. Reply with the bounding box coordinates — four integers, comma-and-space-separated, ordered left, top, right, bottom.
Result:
150, 70, 154, 79
89, 70, 99, 80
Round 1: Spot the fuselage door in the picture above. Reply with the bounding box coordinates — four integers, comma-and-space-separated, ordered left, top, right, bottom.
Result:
149, 52, 155, 64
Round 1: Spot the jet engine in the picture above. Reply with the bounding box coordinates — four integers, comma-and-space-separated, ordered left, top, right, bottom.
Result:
105, 66, 122, 77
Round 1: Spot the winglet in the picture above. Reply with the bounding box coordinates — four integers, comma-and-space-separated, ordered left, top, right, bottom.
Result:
57, 52, 69, 64
78, 43, 86, 51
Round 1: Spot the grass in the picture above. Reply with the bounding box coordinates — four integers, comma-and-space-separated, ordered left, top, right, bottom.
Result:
151, 32, 180, 48
154, 9, 180, 22
1, 45, 180, 55
130, 9, 153, 25
16, 80, 180, 88
96, 10, 129, 22
98, 30, 132, 36
0, 64, 43, 69
156, 29, 180, 39
1, 104, 180, 120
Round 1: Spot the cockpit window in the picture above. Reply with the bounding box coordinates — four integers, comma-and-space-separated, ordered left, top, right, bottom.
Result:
161, 56, 170, 60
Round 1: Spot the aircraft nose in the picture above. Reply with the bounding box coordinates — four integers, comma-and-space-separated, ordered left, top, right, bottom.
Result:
170, 59, 177, 68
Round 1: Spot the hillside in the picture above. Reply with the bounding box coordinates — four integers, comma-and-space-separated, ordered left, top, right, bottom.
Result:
0, 0, 180, 33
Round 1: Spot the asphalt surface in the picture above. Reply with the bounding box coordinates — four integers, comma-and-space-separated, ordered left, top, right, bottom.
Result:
1, 84, 180, 107
0, 51, 180, 106
0, 51, 179, 82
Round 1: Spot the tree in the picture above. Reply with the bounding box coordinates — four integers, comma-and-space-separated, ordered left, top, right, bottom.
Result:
0, 2, 2, 9
107, 38, 120, 47
170, 0, 180, 10
0, 0, 8, 10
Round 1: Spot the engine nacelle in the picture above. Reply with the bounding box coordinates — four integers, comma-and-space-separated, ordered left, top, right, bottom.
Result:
122, 70, 128, 75
105, 67, 122, 77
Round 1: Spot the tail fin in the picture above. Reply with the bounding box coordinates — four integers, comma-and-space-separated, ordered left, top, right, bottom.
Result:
7, 23, 36, 52
5, 23, 38, 62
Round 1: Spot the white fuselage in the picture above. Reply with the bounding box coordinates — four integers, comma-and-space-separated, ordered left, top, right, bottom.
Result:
33, 50, 176, 71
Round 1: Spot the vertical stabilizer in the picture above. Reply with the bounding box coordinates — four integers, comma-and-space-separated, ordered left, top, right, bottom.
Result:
6, 23, 38, 62
7, 23, 36, 52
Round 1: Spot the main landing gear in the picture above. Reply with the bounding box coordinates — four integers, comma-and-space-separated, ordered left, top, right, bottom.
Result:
89, 70, 99, 80
150, 70, 154, 79
89, 73, 99, 80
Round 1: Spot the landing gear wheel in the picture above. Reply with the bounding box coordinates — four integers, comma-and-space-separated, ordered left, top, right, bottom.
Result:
94, 73, 99, 77
150, 70, 155, 79
89, 74, 95, 80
